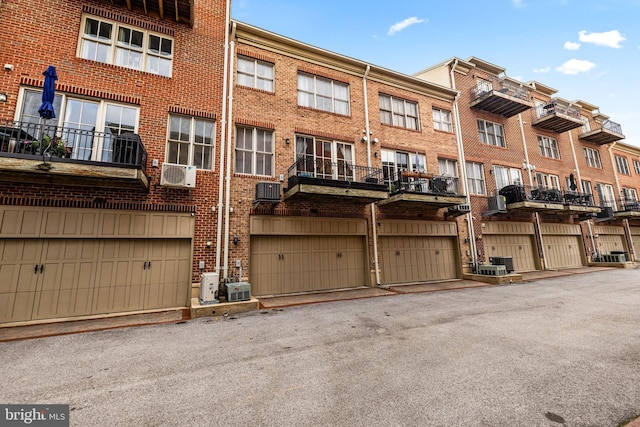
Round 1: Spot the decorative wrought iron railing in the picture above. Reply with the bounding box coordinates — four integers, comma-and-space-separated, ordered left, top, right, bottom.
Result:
0, 120, 147, 168
470, 77, 530, 103
497, 184, 571, 205
618, 198, 640, 212
534, 101, 581, 120
287, 155, 383, 185
388, 171, 461, 196
602, 119, 624, 135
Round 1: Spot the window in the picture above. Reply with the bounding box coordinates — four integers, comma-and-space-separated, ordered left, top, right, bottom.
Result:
379, 94, 419, 130
584, 147, 602, 168
381, 150, 425, 184
622, 188, 638, 201
80, 15, 173, 77
295, 136, 354, 180
595, 183, 616, 209
535, 172, 560, 190
235, 127, 274, 176
581, 180, 593, 197
466, 162, 486, 195
167, 115, 215, 170
615, 155, 630, 175
18, 88, 139, 162
493, 165, 522, 191
477, 119, 505, 147
297, 73, 349, 115
633, 159, 640, 174
438, 158, 458, 177
237, 56, 274, 92
581, 115, 591, 133
432, 108, 452, 132
538, 135, 560, 159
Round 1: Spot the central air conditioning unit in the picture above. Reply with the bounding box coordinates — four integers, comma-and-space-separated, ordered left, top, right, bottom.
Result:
255, 182, 281, 202
602, 253, 626, 263
477, 265, 507, 276
490, 256, 514, 273
446, 203, 471, 218
161, 163, 197, 188
225, 282, 251, 302
488, 195, 507, 212
200, 272, 220, 304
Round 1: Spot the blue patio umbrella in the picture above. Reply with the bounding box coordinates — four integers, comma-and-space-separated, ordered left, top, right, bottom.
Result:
38, 66, 57, 120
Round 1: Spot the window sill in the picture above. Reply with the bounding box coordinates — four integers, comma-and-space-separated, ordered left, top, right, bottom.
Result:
380, 123, 421, 133
297, 105, 351, 118
237, 85, 275, 95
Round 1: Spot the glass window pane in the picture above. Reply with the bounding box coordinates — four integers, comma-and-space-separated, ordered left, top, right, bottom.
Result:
160, 39, 172, 55
85, 18, 99, 37
149, 35, 160, 53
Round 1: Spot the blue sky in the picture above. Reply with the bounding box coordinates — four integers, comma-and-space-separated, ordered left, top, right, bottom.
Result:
233, 0, 640, 147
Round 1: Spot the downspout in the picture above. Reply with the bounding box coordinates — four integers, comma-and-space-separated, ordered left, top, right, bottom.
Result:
449, 59, 478, 270
518, 113, 547, 269
362, 65, 380, 286
215, 0, 232, 277
608, 141, 635, 260
569, 131, 596, 258
223, 22, 237, 280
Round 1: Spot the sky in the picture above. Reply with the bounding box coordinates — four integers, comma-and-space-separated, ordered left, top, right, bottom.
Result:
232, 0, 640, 147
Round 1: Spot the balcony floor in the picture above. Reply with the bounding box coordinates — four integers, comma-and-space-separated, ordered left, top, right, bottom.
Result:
284, 175, 388, 204
377, 192, 466, 209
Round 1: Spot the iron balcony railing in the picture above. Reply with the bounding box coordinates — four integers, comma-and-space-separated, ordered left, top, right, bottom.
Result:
562, 190, 596, 207
618, 198, 640, 212
498, 184, 563, 205
0, 120, 147, 168
602, 119, 624, 135
470, 77, 530, 103
388, 171, 461, 196
287, 155, 383, 185
534, 101, 581, 120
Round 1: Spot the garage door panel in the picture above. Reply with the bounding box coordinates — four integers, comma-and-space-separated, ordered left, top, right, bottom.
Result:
380, 236, 457, 285
543, 235, 584, 269
598, 234, 627, 254
484, 234, 537, 272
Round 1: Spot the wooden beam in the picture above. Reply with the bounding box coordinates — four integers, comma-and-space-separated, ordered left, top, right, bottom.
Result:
125, 0, 132, 10
188, 0, 194, 27
142, 0, 148, 15
158, 0, 164, 20
174, 0, 179, 22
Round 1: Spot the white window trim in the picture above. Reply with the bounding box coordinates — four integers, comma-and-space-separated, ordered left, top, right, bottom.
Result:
379, 94, 420, 130
235, 126, 275, 177
432, 107, 452, 132
615, 155, 630, 175
584, 147, 602, 168
77, 14, 174, 77
466, 161, 486, 195
237, 56, 274, 92
493, 165, 522, 191
166, 115, 216, 170
537, 135, 560, 159
633, 159, 640, 174
297, 73, 350, 115
477, 119, 506, 147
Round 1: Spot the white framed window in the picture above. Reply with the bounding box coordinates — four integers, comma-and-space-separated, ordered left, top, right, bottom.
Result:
438, 158, 458, 177
79, 15, 173, 77
297, 73, 349, 115
595, 183, 617, 209
477, 119, 505, 147
538, 135, 560, 159
432, 108, 452, 132
235, 127, 274, 176
379, 94, 419, 130
466, 162, 486, 195
493, 165, 522, 191
581, 115, 591, 133
17, 88, 139, 162
633, 159, 640, 174
615, 155, 630, 175
584, 147, 602, 168
381, 150, 425, 184
622, 187, 638, 201
167, 115, 215, 170
535, 172, 560, 190
295, 135, 354, 180
581, 180, 593, 196
237, 56, 274, 92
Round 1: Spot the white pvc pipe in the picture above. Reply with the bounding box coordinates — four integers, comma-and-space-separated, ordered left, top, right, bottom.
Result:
223, 27, 237, 280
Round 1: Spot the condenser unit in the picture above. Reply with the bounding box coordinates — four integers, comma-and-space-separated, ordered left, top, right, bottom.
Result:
488, 195, 507, 212
225, 282, 251, 302
490, 256, 514, 273
200, 272, 220, 304
602, 253, 626, 263
477, 265, 507, 276
255, 182, 281, 202
161, 163, 197, 188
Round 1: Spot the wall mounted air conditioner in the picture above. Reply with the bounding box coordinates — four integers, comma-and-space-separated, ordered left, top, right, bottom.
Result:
161, 163, 197, 188
200, 272, 219, 304
255, 182, 281, 202
488, 195, 507, 212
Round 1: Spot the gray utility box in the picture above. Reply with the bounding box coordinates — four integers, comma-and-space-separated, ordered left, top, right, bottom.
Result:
490, 256, 514, 273
602, 253, 626, 263
225, 282, 251, 302
478, 265, 507, 276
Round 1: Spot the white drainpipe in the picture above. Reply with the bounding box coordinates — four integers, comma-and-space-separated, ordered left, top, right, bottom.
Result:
362, 65, 380, 286
223, 23, 237, 280
215, 0, 232, 277
568, 131, 596, 257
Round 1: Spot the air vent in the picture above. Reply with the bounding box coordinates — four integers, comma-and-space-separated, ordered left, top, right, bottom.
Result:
161, 163, 196, 188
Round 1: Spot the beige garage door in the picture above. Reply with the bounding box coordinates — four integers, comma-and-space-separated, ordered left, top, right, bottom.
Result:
631, 227, 640, 261
249, 217, 367, 296
541, 224, 585, 269
0, 207, 193, 324
483, 222, 538, 272
594, 225, 628, 255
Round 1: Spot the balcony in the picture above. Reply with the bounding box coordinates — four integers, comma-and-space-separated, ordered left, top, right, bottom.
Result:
377, 171, 466, 209
532, 101, 583, 133
284, 155, 388, 204
579, 120, 625, 145
614, 198, 640, 219
498, 185, 564, 213
0, 121, 149, 190
109, 0, 194, 27
561, 190, 602, 217
470, 78, 532, 118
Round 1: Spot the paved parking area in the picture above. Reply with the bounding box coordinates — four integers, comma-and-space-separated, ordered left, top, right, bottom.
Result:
1, 268, 639, 426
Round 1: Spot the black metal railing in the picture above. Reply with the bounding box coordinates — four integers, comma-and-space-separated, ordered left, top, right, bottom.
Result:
470, 77, 530, 103
388, 171, 461, 196
498, 184, 563, 204
602, 119, 624, 135
618, 198, 640, 212
562, 190, 595, 206
0, 120, 147, 168
287, 155, 383, 185
534, 100, 581, 120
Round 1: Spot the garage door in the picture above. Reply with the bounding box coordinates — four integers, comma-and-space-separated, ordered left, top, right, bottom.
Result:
378, 220, 458, 285
631, 227, 640, 261
0, 207, 193, 324
594, 225, 628, 255
540, 224, 585, 269
249, 217, 367, 296
483, 222, 538, 272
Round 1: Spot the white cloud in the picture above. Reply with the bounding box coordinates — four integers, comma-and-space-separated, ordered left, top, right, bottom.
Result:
556, 59, 596, 75
512, 0, 526, 8
387, 17, 426, 36
564, 41, 581, 50
511, 76, 523, 81
533, 67, 551, 73
578, 30, 625, 48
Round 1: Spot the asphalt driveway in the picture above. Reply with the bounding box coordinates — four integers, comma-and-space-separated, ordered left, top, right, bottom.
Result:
1, 268, 639, 426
